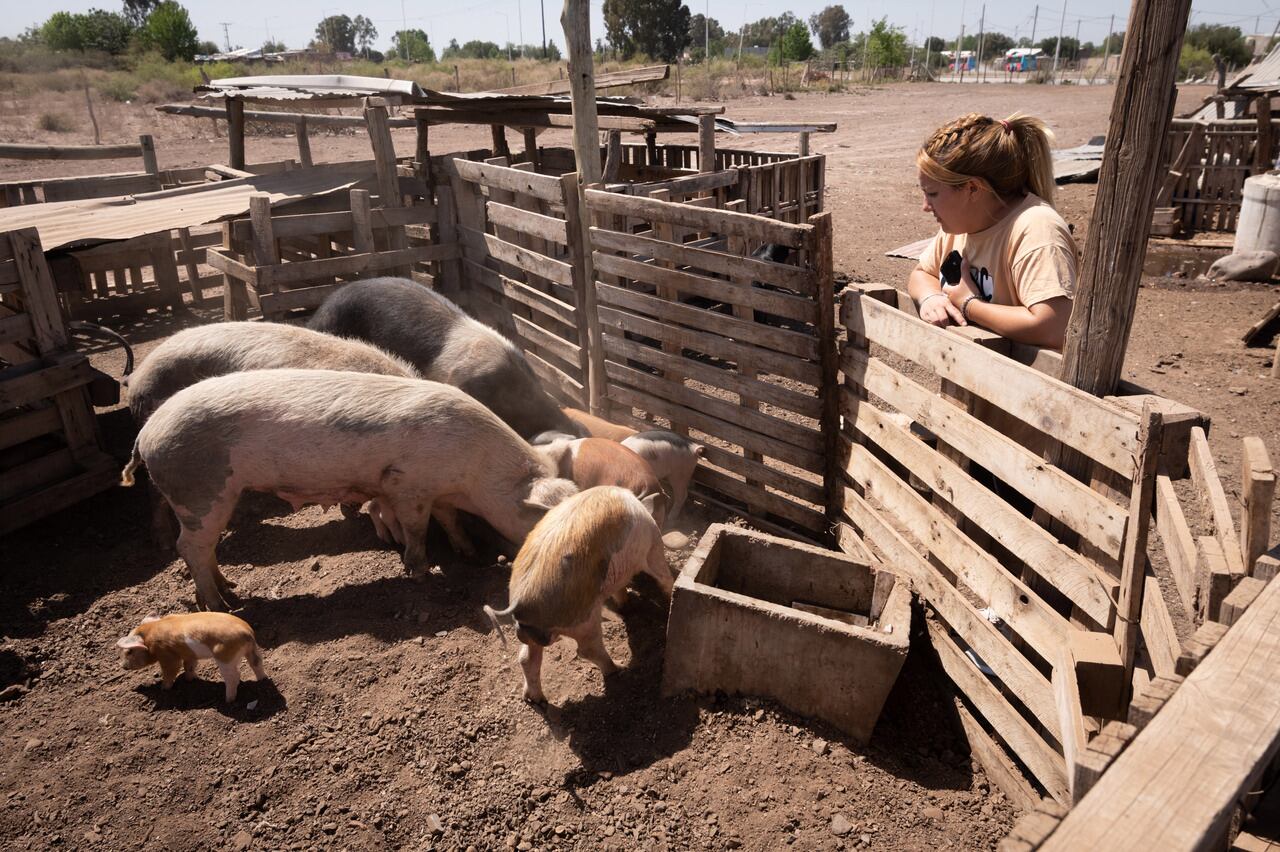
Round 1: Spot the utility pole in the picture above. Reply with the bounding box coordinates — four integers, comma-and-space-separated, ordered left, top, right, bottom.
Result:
518, 0, 524, 56
1050, 1, 1065, 83
220, 22, 232, 52
1073, 18, 1081, 79
1030, 4, 1038, 46
401, 0, 408, 60
976, 4, 986, 83
924, 0, 935, 74
1101, 14, 1115, 77
955, 24, 965, 83
540, 0, 546, 57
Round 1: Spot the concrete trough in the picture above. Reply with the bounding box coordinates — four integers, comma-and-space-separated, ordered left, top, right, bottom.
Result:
662, 524, 911, 744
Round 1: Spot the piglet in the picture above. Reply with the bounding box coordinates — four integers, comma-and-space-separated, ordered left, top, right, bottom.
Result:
116, 612, 267, 703
621, 431, 703, 522
484, 486, 672, 704
541, 437, 668, 528
562, 407, 637, 441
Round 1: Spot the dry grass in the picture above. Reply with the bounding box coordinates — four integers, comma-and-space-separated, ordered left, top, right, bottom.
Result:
36, 112, 75, 133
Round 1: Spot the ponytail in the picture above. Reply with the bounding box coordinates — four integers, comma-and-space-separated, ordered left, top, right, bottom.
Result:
916, 112, 1057, 206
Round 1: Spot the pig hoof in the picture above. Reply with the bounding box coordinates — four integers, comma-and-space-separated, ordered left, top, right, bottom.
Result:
339, 502, 362, 521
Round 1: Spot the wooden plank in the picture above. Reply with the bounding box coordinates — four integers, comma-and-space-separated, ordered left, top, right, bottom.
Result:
693, 464, 828, 532
593, 251, 818, 323
1202, 535, 1234, 623
0, 357, 95, 408
1070, 631, 1127, 721
589, 225, 816, 294
248, 194, 280, 267
585, 188, 810, 249
260, 245, 455, 288
0, 142, 144, 161
597, 279, 818, 360
636, 169, 739, 197
605, 381, 824, 476
697, 441, 826, 507
841, 352, 1128, 559
1175, 621, 1229, 677
604, 361, 823, 467
1190, 426, 1248, 579
9, 230, 67, 353
1041, 578, 1280, 852
952, 697, 1041, 813
1221, 576, 1267, 627
460, 226, 573, 289
0, 448, 76, 503
0, 452, 117, 537
1155, 474, 1199, 617
842, 485, 1061, 739
451, 157, 563, 203
602, 333, 823, 418
462, 258, 576, 327
486, 199, 568, 245
1241, 437, 1276, 573
256, 283, 343, 315
0, 406, 62, 452
1125, 674, 1184, 731
1114, 405, 1164, 678
0, 313, 35, 348
512, 313, 580, 370
1141, 572, 1181, 678
523, 348, 586, 407
848, 399, 1117, 625
1053, 637, 1089, 803
1072, 721, 1137, 803
844, 293, 1139, 479
845, 440, 1071, 661
927, 619, 1070, 803
598, 304, 820, 386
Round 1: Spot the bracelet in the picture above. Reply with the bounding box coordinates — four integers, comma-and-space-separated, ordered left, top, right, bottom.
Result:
917, 292, 947, 311
960, 294, 979, 321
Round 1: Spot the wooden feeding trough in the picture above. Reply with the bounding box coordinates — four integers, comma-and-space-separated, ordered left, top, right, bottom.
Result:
663, 524, 911, 744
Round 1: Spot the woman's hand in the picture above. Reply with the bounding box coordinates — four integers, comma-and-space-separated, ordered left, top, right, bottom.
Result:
917, 291, 965, 327
943, 256, 980, 312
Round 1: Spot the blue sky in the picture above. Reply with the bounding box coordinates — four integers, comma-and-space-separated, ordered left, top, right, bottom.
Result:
2, 0, 1271, 55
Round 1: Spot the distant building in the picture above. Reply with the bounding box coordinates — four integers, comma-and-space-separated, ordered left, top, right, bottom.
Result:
1004, 48, 1043, 72
941, 50, 975, 71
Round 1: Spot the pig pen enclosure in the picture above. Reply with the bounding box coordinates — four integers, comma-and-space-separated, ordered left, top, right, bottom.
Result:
3, 90, 1280, 851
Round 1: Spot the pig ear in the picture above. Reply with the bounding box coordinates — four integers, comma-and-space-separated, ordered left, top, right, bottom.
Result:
141, 614, 162, 624
116, 634, 145, 650
693, 445, 705, 457
640, 492, 659, 514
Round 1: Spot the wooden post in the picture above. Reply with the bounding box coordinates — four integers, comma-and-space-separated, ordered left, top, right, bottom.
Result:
522, 127, 540, 169
1241, 437, 1276, 573
799, 131, 810, 156
363, 99, 410, 276
698, 114, 716, 173
490, 124, 511, 159
561, 0, 604, 414
645, 130, 658, 166
176, 227, 204, 306
295, 117, 313, 167
138, 134, 158, 175
1114, 402, 1164, 684
602, 130, 622, 182
349, 188, 375, 257
1057, 0, 1193, 398
1258, 95, 1274, 172
811, 212, 840, 528
83, 83, 100, 146
225, 98, 246, 170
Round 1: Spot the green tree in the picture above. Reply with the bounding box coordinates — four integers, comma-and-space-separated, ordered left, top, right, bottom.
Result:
38, 9, 133, 54
314, 14, 356, 53
602, 0, 691, 61
442, 39, 501, 59
809, 5, 851, 50
353, 14, 377, 58
1184, 24, 1250, 67
139, 1, 199, 61
197, 39, 220, 54
779, 21, 814, 61
391, 29, 435, 62
39, 12, 84, 51
980, 32, 1014, 60
122, 0, 159, 29
1179, 42, 1215, 78
687, 13, 725, 62
1038, 36, 1080, 58
742, 12, 798, 47
261, 39, 286, 53
863, 18, 906, 67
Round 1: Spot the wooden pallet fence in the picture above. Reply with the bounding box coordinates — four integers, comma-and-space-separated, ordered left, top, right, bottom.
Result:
836, 286, 1194, 806
48, 230, 184, 321
0, 227, 118, 536
208, 188, 449, 321
582, 187, 838, 541
437, 154, 592, 409
1159, 117, 1280, 233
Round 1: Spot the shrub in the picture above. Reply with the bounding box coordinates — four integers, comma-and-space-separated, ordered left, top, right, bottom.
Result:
38, 112, 75, 132
97, 75, 137, 101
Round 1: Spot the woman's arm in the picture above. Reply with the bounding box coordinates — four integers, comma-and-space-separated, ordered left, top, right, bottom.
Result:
908, 267, 965, 327
952, 294, 1072, 349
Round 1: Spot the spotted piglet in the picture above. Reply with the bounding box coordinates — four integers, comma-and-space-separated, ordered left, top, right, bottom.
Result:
484, 486, 672, 704
621, 431, 703, 522
116, 612, 267, 703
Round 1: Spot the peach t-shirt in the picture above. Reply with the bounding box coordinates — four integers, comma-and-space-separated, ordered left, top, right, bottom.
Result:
917, 193, 1078, 308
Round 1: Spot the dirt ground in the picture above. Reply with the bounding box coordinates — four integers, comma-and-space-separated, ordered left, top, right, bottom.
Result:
3, 80, 1279, 851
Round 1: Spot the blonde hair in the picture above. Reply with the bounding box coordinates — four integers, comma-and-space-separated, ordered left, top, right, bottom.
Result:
916, 112, 1057, 206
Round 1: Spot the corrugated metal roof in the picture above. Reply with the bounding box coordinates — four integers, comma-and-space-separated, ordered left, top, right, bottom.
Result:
0, 162, 376, 251
198, 75, 424, 101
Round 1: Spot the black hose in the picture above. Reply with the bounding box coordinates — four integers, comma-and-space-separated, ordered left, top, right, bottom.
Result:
67, 320, 134, 376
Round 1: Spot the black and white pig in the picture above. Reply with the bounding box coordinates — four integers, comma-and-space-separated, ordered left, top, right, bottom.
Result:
121, 369, 579, 611
308, 278, 578, 439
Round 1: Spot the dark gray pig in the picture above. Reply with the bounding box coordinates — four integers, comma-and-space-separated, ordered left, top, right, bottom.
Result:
308, 278, 577, 439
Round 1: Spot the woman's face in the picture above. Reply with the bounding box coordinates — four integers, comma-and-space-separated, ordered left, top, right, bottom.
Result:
919, 173, 982, 234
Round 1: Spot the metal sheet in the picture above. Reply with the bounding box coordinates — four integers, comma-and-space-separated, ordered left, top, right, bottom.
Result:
0, 162, 376, 252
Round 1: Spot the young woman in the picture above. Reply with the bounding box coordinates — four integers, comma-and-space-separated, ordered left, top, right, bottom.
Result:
908, 113, 1077, 349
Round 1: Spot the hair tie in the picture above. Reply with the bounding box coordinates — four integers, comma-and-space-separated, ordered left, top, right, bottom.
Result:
998, 118, 1011, 132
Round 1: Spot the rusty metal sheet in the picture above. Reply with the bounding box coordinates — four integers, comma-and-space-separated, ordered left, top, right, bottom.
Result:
0, 162, 376, 252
